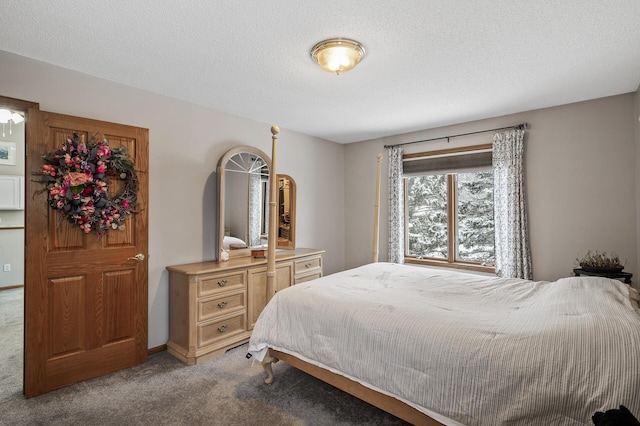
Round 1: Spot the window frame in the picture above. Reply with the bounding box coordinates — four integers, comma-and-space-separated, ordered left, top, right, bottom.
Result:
403, 145, 496, 274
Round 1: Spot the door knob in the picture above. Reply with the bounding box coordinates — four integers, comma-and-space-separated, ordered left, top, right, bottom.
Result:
127, 253, 145, 262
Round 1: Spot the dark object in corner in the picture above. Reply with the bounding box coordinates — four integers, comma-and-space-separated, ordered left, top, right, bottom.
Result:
573, 267, 632, 284
592, 405, 640, 426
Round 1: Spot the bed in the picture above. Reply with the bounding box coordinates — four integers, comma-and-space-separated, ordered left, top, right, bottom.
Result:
247, 262, 640, 425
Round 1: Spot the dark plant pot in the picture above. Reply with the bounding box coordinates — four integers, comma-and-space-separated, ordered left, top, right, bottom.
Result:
580, 265, 624, 273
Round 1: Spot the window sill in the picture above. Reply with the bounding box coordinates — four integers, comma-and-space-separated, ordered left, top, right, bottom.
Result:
404, 257, 495, 274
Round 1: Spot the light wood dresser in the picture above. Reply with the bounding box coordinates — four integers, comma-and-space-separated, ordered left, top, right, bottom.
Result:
166, 248, 324, 365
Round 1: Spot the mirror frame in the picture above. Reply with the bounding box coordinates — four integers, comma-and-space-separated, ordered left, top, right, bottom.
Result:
276, 174, 296, 249
217, 147, 297, 260
217, 146, 271, 260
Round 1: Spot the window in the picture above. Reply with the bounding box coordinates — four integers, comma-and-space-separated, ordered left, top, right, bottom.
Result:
403, 145, 495, 272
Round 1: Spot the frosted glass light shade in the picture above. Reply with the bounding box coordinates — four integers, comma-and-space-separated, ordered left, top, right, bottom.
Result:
0, 109, 25, 124
310, 38, 365, 75
10, 113, 24, 124
0, 109, 10, 124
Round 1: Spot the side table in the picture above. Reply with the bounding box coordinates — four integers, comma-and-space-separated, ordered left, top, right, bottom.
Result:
573, 268, 632, 284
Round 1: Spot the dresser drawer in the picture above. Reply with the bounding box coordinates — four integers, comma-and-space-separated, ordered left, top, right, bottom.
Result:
295, 255, 322, 275
198, 290, 246, 322
198, 312, 247, 348
198, 271, 246, 297
295, 271, 323, 284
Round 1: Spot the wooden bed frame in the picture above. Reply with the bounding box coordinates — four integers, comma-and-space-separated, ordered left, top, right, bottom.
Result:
261, 350, 442, 425
261, 128, 443, 425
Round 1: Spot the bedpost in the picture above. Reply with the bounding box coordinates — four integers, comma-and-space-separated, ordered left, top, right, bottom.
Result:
372, 153, 382, 263
261, 352, 280, 384
266, 125, 279, 300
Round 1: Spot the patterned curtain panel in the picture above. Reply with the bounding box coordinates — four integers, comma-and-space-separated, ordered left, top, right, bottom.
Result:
492, 129, 532, 279
248, 171, 262, 247
388, 146, 404, 264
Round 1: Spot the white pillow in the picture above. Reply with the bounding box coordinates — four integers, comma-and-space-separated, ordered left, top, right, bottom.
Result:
223, 236, 246, 250
628, 286, 640, 307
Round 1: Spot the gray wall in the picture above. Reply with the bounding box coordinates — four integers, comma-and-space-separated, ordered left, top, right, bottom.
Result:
0, 118, 25, 287
0, 229, 23, 287
345, 93, 639, 284
0, 50, 346, 348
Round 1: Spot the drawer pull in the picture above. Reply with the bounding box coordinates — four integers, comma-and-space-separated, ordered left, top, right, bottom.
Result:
218, 301, 228, 309
218, 279, 228, 287
305, 263, 311, 268
218, 325, 228, 333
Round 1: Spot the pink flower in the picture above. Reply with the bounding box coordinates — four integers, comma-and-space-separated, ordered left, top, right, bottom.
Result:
94, 181, 107, 193
49, 187, 61, 197
81, 204, 95, 215
97, 146, 110, 159
66, 172, 92, 187
41, 164, 55, 174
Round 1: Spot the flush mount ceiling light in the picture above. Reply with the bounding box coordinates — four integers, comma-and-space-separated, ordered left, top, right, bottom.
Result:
0, 109, 24, 124
0, 108, 24, 137
310, 38, 365, 75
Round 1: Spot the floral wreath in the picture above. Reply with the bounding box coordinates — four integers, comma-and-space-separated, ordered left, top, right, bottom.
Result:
36, 133, 138, 236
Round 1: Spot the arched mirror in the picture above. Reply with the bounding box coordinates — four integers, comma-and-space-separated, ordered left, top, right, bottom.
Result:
217, 147, 296, 260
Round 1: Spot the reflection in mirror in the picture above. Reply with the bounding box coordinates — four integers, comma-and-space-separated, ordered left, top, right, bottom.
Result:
232, 156, 267, 246
277, 175, 296, 249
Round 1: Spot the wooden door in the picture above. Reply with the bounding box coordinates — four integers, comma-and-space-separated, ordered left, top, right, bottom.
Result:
24, 109, 149, 397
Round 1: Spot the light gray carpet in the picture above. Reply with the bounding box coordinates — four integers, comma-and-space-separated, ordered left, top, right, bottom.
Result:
0, 287, 23, 403
0, 287, 409, 426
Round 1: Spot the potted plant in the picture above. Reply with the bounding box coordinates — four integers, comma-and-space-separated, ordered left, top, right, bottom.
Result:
576, 250, 625, 273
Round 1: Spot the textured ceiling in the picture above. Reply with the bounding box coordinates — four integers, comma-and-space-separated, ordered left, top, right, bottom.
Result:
1, 1, 639, 143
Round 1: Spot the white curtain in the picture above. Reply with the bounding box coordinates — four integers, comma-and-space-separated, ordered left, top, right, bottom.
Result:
492, 129, 532, 279
388, 146, 404, 264
248, 171, 262, 247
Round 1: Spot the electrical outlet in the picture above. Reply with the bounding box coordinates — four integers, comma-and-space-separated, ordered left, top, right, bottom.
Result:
3, 264, 10, 272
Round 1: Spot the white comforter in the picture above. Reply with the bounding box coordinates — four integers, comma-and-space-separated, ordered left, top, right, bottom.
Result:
248, 262, 640, 425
